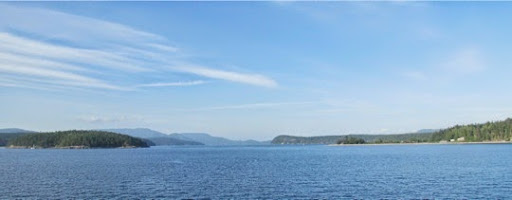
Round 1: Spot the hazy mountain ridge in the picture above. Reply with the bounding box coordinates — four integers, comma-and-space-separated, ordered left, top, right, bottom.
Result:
173, 133, 270, 146
0, 128, 34, 134
167, 133, 197, 142
100, 128, 168, 138
101, 128, 203, 146
147, 137, 203, 146
100, 129, 268, 146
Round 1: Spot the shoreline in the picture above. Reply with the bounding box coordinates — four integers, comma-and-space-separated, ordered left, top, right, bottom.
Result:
329, 141, 512, 146
6, 145, 142, 149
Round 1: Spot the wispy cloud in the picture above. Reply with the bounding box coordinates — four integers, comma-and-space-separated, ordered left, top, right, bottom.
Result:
193, 101, 317, 111
0, 79, 61, 91
0, 4, 167, 48
0, 32, 150, 72
441, 48, 485, 74
173, 66, 277, 88
0, 49, 129, 91
147, 43, 179, 53
0, 3, 277, 91
0, 64, 126, 90
0, 52, 94, 73
136, 80, 207, 88
77, 115, 143, 124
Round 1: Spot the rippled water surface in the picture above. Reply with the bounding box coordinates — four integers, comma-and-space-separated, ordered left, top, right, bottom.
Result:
1, 144, 512, 199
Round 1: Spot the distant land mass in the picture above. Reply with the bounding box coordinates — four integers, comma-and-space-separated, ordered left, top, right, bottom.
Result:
271, 135, 343, 145
145, 137, 204, 146
0, 128, 269, 147
174, 133, 270, 146
102, 128, 269, 146
271, 132, 433, 145
0, 128, 34, 134
6, 118, 510, 147
101, 128, 204, 146
8, 130, 149, 148
272, 118, 512, 145
101, 128, 169, 138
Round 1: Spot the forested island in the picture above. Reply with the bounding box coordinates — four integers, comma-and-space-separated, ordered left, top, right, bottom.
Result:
272, 118, 512, 145
272, 132, 432, 145
7, 130, 149, 148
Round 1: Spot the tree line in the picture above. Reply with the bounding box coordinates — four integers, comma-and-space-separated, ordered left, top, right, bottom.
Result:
430, 118, 512, 142
8, 130, 149, 148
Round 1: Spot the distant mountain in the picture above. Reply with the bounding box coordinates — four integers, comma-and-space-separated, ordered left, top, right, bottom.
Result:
102, 128, 204, 146
100, 128, 168, 138
416, 129, 439, 134
97, 130, 268, 146
175, 133, 269, 146
176, 133, 232, 145
243, 139, 271, 145
147, 137, 203, 146
168, 133, 196, 141
0, 128, 34, 134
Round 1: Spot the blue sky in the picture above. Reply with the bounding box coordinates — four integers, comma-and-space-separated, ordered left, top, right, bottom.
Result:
2, 2, 512, 140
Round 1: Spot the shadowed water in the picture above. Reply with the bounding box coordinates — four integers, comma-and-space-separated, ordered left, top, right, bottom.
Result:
1, 144, 511, 199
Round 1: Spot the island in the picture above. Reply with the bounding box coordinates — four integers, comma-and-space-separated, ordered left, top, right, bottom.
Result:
7, 130, 149, 148
271, 132, 432, 145
272, 118, 512, 145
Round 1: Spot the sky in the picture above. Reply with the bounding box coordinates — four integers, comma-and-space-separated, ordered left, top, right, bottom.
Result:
2, 2, 512, 140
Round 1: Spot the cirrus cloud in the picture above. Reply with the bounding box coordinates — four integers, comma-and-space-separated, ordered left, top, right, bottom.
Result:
0, 3, 278, 91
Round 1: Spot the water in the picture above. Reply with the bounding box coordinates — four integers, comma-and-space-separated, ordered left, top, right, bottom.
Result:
1, 144, 511, 199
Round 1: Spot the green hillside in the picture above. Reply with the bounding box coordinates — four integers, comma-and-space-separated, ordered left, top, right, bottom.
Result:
430, 118, 512, 142
0, 133, 32, 146
8, 130, 149, 148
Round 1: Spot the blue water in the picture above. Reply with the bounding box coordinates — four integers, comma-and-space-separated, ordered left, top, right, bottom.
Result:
1, 144, 511, 199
